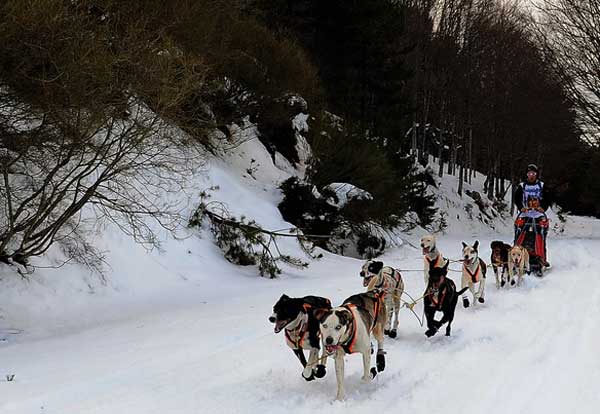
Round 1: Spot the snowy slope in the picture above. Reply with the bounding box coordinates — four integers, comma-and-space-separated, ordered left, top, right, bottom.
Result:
1, 134, 599, 413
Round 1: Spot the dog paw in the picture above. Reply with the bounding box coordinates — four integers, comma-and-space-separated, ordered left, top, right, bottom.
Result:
478, 297, 485, 303
376, 353, 386, 372
388, 329, 397, 338
370, 367, 378, 379
425, 328, 437, 337
384, 329, 390, 336
501, 280, 506, 287
302, 371, 315, 382
463, 298, 470, 308
511, 279, 516, 286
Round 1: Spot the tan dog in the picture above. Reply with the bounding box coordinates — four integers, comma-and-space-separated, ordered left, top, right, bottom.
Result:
421, 234, 448, 286
508, 245, 530, 286
360, 260, 404, 338
316, 291, 387, 400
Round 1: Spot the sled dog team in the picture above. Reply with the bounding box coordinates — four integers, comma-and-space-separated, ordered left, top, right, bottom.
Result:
269, 234, 533, 400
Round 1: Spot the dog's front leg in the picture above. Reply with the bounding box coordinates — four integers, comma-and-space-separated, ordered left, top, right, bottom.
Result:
477, 278, 486, 303
361, 351, 373, 382
384, 296, 393, 335
424, 307, 438, 337
494, 266, 501, 289
303, 348, 323, 380
295, 349, 315, 381
389, 295, 400, 338
507, 264, 515, 286
334, 351, 345, 400
461, 274, 471, 308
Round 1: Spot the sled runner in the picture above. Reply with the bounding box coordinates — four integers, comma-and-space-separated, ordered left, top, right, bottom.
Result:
514, 211, 549, 277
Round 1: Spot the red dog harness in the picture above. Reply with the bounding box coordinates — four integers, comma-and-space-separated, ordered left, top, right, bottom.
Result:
427, 276, 448, 310
464, 262, 482, 283
341, 293, 384, 354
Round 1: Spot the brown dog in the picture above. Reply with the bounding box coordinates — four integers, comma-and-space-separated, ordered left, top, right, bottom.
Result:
490, 241, 511, 289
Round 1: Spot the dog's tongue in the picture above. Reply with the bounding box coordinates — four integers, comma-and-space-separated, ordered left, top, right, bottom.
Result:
422, 247, 430, 254
363, 277, 371, 287
326, 345, 339, 353
274, 320, 288, 333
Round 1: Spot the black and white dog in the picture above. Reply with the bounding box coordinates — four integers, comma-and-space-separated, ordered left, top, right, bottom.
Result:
315, 290, 387, 400
270, 294, 332, 381
424, 262, 469, 337
461, 241, 487, 308
360, 260, 404, 338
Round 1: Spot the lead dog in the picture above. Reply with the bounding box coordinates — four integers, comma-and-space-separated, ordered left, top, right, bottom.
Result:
421, 234, 449, 286
316, 290, 387, 400
490, 240, 511, 288
424, 262, 469, 337
360, 260, 404, 338
508, 245, 530, 286
270, 294, 332, 381
461, 241, 487, 307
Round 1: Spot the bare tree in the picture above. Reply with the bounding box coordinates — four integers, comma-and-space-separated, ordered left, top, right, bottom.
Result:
0, 1, 207, 270
537, 0, 600, 146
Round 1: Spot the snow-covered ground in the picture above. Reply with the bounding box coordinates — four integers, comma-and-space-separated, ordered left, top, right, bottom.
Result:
1, 136, 599, 413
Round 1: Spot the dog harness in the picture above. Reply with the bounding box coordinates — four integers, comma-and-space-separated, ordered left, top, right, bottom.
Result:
373, 267, 402, 292
284, 303, 317, 349
427, 277, 448, 310
284, 315, 308, 349
464, 261, 482, 283
340, 305, 358, 354
340, 293, 384, 354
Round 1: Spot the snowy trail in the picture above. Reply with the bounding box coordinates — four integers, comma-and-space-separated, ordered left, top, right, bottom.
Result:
1, 237, 600, 414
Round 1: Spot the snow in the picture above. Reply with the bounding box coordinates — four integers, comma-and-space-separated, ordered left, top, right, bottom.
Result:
324, 182, 373, 208
1, 137, 599, 413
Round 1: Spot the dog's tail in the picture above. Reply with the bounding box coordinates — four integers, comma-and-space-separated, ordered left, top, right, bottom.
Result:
457, 287, 469, 295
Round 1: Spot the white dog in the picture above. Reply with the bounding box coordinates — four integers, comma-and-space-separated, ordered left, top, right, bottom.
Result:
360, 260, 404, 338
316, 291, 386, 400
461, 241, 487, 307
508, 245, 530, 286
421, 234, 448, 286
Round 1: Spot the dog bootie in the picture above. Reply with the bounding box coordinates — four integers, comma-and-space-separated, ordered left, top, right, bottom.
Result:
388, 329, 397, 339
478, 297, 485, 303
376, 351, 386, 372
370, 367, 378, 379
384, 329, 390, 336
501, 280, 506, 287
314, 364, 326, 378
425, 328, 437, 337
463, 298, 470, 308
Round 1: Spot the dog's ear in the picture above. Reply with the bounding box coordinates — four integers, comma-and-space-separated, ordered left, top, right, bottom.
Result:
462, 241, 467, 249
369, 261, 383, 274
313, 308, 331, 323
280, 294, 289, 301
474, 240, 479, 251
442, 260, 449, 271
335, 309, 352, 326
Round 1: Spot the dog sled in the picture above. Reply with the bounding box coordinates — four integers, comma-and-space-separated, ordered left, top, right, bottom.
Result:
514, 211, 549, 277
